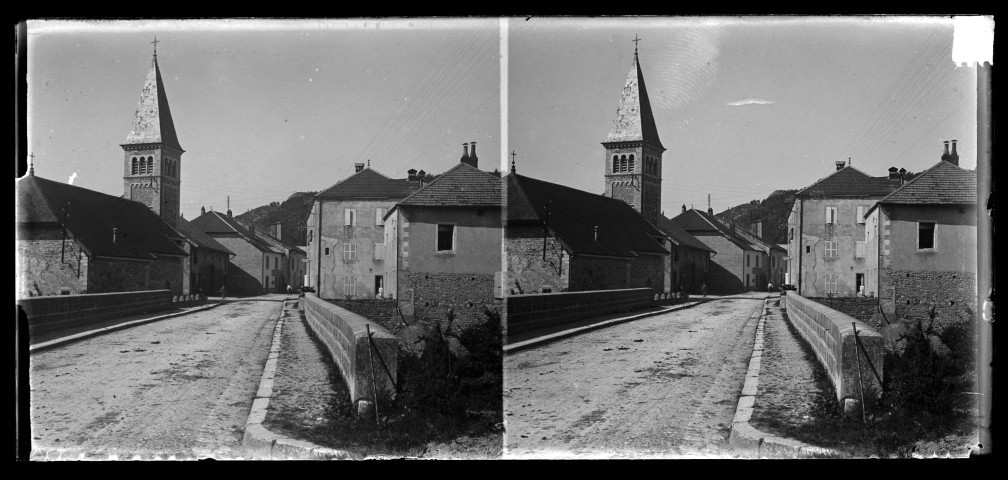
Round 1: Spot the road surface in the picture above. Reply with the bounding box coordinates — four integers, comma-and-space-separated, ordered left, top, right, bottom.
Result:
503, 294, 765, 458
28, 296, 285, 460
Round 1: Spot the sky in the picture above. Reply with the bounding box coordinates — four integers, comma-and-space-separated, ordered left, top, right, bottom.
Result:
25, 18, 502, 220
24, 17, 985, 222
509, 16, 981, 216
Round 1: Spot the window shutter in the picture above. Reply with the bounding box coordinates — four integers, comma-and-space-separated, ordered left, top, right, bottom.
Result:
376, 207, 385, 226
345, 209, 351, 226
856, 206, 865, 224
855, 241, 865, 259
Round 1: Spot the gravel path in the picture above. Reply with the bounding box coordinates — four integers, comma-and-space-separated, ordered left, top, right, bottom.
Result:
29, 296, 283, 460
504, 295, 764, 458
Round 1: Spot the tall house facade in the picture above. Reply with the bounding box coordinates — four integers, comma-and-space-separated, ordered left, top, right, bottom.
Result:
122, 50, 184, 228
603, 49, 666, 225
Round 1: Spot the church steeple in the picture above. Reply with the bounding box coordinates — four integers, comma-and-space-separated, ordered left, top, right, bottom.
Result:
122, 40, 184, 227
603, 39, 666, 225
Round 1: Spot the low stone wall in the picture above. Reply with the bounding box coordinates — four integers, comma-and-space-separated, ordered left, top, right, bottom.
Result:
18, 289, 174, 338
327, 298, 401, 332
784, 293, 884, 403
808, 297, 877, 324
301, 294, 398, 406
506, 288, 654, 336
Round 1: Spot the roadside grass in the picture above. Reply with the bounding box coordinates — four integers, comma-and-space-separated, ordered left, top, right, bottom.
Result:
264, 306, 503, 458
754, 307, 977, 458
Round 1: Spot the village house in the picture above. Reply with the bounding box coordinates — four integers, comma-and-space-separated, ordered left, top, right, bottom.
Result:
671, 207, 764, 293
16, 172, 189, 297
733, 223, 788, 290
174, 213, 234, 296
788, 161, 904, 297
383, 153, 504, 329
190, 209, 286, 295
864, 140, 977, 323
506, 170, 670, 296
305, 162, 428, 299
656, 212, 714, 294
254, 222, 307, 291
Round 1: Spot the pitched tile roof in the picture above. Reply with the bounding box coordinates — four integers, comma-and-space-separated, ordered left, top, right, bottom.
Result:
670, 209, 759, 252
655, 213, 715, 253
867, 160, 978, 214
174, 216, 234, 256
507, 174, 669, 258
316, 168, 422, 200
16, 174, 188, 260
605, 53, 664, 149
190, 211, 282, 254
796, 166, 900, 198
734, 227, 787, 253
398, 163, 504, 207
124, 56, 183, 151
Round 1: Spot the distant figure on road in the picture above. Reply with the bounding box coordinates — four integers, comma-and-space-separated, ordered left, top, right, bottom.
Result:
701, 283, 707, 298
287, 284, 292, 295
220, 285, 227, 300
377, 286, 384, 299
767, 282, 773, 293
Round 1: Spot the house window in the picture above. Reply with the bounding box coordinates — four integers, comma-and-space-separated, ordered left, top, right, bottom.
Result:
746, 254, 750, 267
343, 242, 357, 260
274, 257, 278, 270
825, 206, 838, 224
825, 273, 838, 294
825, 241, 837, 258
918, 222, 936, 249
756, 255, 761, 268
344, 208, 357, 227
437, 224, 455, 252
612, 156, 619, 173
324, 247, 330, 256
855, 241, 865, 259
856, 205, 865, 224
628, 154, 635, 172
375, 207, 386, 226
131, 157, 138, 175
805, 245, 811, 254
343, 276, 356, 296
147, 157, 153, 174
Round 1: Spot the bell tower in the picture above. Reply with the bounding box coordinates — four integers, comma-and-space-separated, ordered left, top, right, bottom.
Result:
603, 37, 665, 224
122, 37, 184, 228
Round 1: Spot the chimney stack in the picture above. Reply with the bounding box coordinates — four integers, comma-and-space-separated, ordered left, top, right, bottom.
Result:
899, 168, 907, 185
941, 141, 951, 161
468, 141, 478, 168
407, 168, 418, 183
460, 143, 470, 163
707, 194, 713, 215
682, 204, 687, 214
835, 160, 846, 171
418, 170, 426, 187
201, 206, 206, 216
888, 167, 900, 181
227, 196, 232, 218
948, 139, 960, 166
355, 162, 365, 173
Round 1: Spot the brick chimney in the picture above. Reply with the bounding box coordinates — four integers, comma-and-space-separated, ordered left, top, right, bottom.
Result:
355, 162, 365, 173
835, 160, 846, 171
407, 168, 418, 183
460, 143, 470, 164
941, 140, 951, 162
948, 139, 960, 166
888, 167, 900, 181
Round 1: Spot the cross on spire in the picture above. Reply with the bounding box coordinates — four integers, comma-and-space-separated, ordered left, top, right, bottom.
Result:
151, 36, 160, 57
632, 34, 641, 55
28, 152, 35, 175
510, 150, 517, 174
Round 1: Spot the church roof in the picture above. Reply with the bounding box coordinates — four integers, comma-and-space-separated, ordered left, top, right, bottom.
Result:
604, 53, 664, 149
398, 162, 504, 208
655, 213, 716, 253
671, 209, 759, 253
16, 174, 188, 260
124, 55, 183, 151
316, 168, 422, 200
507, 173, 669, 258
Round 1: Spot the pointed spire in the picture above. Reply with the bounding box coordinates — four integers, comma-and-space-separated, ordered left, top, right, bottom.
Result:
124, 45, 183, 151
605, 40, 663, 149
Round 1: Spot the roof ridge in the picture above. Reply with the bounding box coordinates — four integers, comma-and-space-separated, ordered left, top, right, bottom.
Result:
20, 175, 61, 224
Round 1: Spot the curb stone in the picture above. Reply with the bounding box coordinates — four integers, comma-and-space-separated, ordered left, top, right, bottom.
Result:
728, 296, 843, 459
504, 298, 712, 353
241, 297, 357, 460
29, 301, 225, 354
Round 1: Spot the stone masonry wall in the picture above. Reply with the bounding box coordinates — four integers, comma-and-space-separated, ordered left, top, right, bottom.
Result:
809, 297, 878, 324
629, 254, 664, 293
16, 232, 89, 297
504, 226, 570, 294
399, 271, 501, 332
18, 289, 173, 338
328, 298, 401, 332
507, 287, 654, 336
87, 258, 151, 293
888, 269, 977, 326
568, 256, 630, 292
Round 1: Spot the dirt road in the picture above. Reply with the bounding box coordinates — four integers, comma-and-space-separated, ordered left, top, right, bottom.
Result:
28, 296, 286, 460
503, 294, 765, 458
